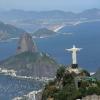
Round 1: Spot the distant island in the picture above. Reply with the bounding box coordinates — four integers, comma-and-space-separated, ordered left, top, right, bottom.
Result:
0, 21, 26, 41
33, 28, 58, 38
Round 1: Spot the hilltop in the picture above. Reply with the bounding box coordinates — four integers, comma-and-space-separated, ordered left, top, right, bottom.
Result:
0, 21, 26, 40
17, 33, 37, 54
42, 66, 100, 100
33, 28, 57, 38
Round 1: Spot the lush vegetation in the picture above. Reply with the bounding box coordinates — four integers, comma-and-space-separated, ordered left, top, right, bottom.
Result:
42, 66, 100, 100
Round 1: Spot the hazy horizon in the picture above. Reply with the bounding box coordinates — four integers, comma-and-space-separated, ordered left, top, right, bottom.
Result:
0, 0, 100, 12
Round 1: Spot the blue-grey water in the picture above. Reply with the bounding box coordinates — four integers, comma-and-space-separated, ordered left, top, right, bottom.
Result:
0, 74, 43, 100
0, 33, 99, 72
35, 34, 100, 72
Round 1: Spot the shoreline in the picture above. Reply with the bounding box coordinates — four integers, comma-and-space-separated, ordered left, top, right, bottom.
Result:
0, 68, 47, 100
0, 68, 55, 82
13, 89, 43, 100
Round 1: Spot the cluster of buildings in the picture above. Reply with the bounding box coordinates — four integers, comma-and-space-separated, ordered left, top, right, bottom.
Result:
13, 89, 43, 100
0, 68, 16, 76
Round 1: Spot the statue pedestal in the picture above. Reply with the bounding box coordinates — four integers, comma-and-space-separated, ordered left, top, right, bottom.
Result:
71, 64, 78, 68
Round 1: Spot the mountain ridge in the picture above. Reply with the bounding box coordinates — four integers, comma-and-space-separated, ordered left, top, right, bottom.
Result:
0, 8, 100, 19
0, 8, 100, 32
0, 21, 26, 40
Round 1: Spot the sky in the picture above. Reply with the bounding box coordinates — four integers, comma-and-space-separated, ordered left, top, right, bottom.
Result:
0, 0, 100, 12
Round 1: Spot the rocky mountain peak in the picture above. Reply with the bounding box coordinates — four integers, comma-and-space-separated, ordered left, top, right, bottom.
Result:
16, 33, 37, 54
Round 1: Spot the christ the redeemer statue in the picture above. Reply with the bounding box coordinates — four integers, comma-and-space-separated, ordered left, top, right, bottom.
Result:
66, 45, 82, 67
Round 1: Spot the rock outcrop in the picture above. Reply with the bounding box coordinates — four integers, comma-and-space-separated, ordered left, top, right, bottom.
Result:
17, 33, 37, 54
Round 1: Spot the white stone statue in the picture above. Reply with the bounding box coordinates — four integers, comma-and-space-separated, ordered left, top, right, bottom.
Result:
66, 45, 82, 64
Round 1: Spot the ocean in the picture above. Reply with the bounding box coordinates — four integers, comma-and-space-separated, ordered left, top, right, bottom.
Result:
35, 34, 100, 72
0, 33, 100, 72
0, 74, 43, 100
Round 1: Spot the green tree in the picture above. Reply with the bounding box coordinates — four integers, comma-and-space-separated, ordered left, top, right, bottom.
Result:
56, 66, 65, 81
